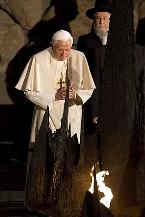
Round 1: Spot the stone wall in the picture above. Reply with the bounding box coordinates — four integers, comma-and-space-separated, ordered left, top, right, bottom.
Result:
0, 0, 145, 104
0, 0, 94, 104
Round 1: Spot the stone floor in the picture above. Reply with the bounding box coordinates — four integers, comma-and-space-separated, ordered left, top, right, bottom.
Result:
0, 142, 49, 217
0, 144, 25, 217
0, 161, 47, 217
0, 143, 144, 217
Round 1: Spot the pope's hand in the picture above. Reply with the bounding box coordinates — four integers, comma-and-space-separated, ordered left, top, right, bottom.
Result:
55, 87, 76, 101
55, 87, 65, 100
68, 86, 76, 99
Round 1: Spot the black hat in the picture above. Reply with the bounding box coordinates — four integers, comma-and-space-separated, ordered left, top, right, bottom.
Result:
86, 0, 112, 19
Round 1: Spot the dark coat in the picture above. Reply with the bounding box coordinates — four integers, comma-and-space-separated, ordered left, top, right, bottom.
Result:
77, 31, 105, 117
135, 44, 145, 84
77, 31, 145, 134
135, 44, 145, 134
77, 31, 105, 133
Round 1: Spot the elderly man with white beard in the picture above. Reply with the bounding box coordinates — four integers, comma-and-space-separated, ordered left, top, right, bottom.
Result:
77, 0, 112, 134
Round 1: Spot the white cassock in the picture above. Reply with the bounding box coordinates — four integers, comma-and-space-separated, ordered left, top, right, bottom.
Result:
15, 47, 95, 163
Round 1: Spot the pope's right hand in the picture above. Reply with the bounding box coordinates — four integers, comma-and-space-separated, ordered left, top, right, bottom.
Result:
55, 87, 66, 100
55, 87, 76, 101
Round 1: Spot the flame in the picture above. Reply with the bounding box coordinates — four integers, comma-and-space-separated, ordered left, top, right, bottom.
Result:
88, 166, 113, 208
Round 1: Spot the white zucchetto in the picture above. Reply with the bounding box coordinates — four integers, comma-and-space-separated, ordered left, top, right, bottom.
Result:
52, 30, 73, 44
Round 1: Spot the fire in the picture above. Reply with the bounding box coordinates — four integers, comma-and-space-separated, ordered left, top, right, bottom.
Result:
88, 166, 113, 208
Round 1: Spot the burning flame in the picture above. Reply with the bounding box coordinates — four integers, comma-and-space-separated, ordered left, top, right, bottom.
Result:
88, 166, 113, 208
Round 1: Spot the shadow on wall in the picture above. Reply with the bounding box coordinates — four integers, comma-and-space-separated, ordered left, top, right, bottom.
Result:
3, 0, 79, 163
136, 18, 145, 46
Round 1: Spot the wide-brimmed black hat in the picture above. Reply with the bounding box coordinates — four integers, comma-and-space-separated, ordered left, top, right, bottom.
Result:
86, 0, 113, 19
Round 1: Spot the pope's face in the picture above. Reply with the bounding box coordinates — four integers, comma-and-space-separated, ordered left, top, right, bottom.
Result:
94, 11, 111, 34
52, 40, 72, 61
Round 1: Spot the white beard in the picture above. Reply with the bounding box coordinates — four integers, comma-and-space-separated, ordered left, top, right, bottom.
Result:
94, 24, 108, 45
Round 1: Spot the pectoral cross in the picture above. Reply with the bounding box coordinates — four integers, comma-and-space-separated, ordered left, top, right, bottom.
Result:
57, 59, 70, 88
57, 76, 66, 88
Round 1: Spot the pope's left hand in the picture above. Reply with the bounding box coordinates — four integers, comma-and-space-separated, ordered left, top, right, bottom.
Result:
68, 86, 76, 99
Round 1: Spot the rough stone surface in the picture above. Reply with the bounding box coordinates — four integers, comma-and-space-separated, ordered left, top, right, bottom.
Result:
0, 0, 144, 76
0, 1, 145, 216
0, 9, 26, 64
0, 0, 51, 30
138, 0, 145, 19
70, 0, 94, 41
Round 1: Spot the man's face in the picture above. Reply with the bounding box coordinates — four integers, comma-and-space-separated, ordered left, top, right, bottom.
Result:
52, 40, 72, 61
94, 11, 111, 35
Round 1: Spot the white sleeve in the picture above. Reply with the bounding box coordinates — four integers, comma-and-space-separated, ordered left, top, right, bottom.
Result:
74, 89, 94, 105
24, 90, 55, 110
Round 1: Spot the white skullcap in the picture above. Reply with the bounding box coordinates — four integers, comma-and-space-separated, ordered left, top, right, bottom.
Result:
52, 30, 73, 44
